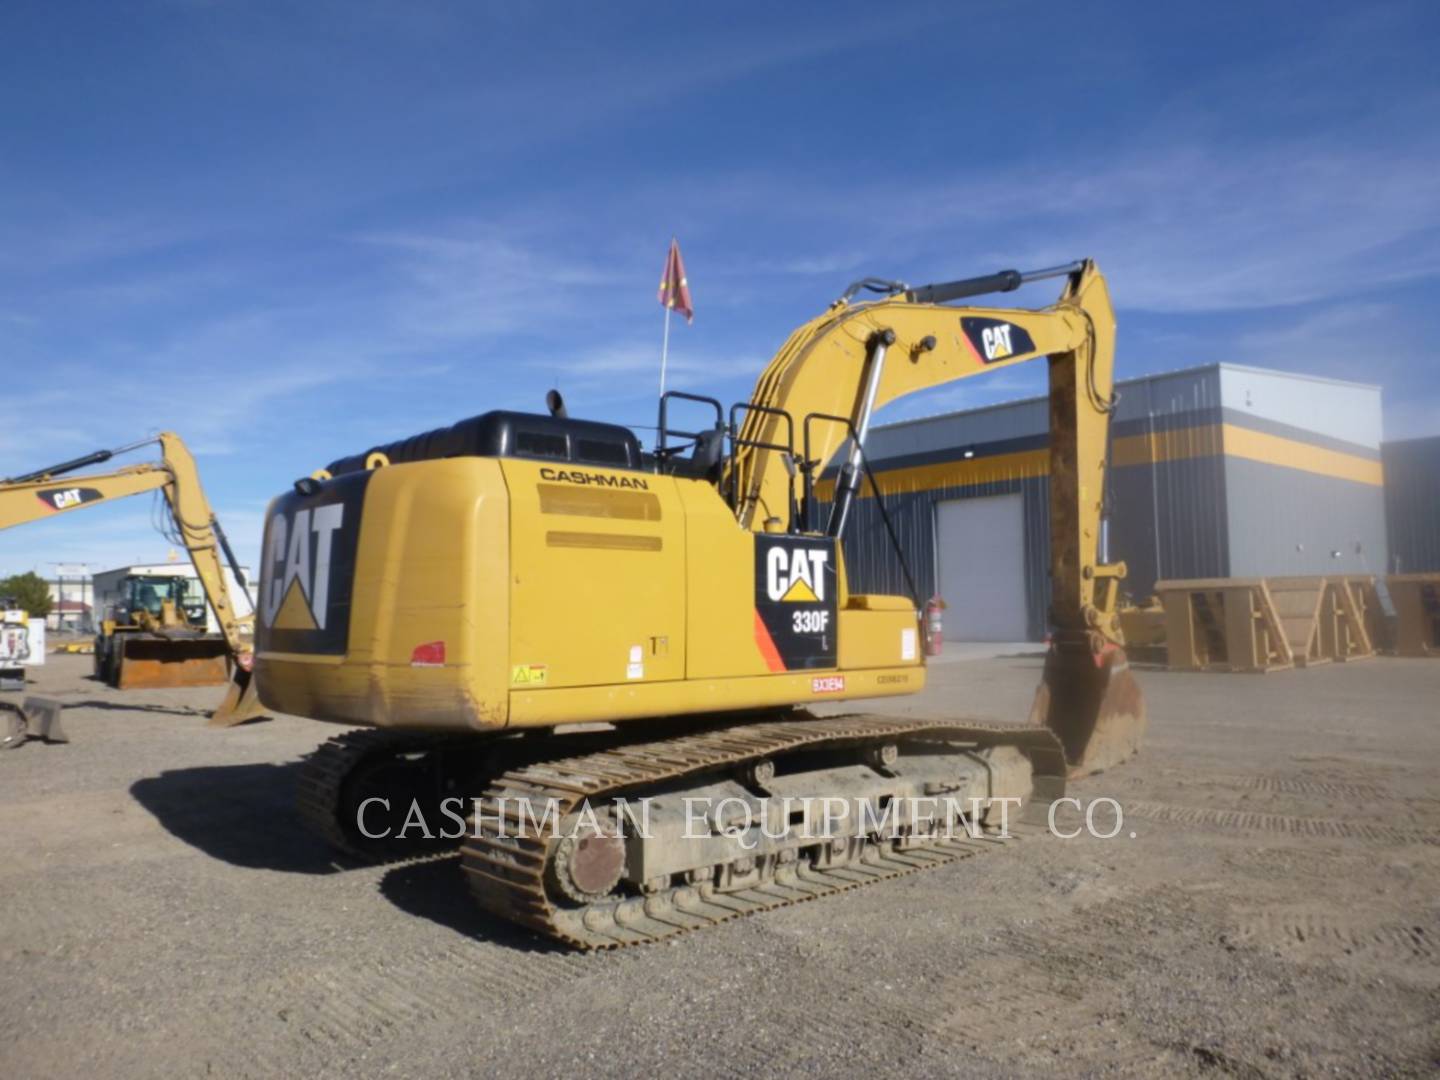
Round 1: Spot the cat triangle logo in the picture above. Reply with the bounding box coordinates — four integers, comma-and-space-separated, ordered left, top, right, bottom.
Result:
272, 576, 318, 631
780, 577, 819, 603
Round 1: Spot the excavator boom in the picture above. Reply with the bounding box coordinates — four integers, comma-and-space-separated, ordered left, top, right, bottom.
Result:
731, 259, 1143, 774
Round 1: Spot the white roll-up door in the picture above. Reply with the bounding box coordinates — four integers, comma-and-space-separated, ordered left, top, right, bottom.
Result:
935, 494, 1027, 642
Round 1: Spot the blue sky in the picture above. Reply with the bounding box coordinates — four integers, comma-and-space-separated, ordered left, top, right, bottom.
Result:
2, 0, 1438, 578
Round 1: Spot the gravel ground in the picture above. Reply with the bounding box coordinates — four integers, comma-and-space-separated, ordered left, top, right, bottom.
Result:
1, 653, 1437, 1078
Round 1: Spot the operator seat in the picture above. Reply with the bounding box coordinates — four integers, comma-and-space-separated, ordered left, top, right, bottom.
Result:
666, 426, 726, 483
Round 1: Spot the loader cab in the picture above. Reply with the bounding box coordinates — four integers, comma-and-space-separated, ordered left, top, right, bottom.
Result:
119, 574, 205, 626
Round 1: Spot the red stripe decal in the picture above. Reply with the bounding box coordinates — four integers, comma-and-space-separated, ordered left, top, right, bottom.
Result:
753, 610, 786, 672
958, 328, 986, 367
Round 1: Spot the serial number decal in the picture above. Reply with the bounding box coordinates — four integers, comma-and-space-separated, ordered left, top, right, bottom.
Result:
811, 675, 846, 694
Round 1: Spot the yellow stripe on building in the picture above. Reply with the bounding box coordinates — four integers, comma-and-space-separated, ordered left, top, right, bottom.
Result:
814, 448, 1049, 500
1112, 425, 1223, 467
819, 421, 1381, 499
1219, 424, 1383, 487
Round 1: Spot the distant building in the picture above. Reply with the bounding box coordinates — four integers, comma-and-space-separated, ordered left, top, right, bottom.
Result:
834, 362, 1389, 641
49, 599, 93, 633
46, 572, 95, 633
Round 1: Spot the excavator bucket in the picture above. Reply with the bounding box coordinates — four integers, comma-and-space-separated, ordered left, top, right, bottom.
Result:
1, 696, 67, 748
1029, 639, 1147, 778
115, 636, 230, 689
209, 667, 267, 727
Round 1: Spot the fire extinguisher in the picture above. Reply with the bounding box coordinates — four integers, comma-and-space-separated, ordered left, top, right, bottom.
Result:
923, 596, 945, 656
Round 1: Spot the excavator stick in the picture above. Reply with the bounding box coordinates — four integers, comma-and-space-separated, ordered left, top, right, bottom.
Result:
1029, 633, 1147, 777
209, 667, 266, 727
114, 636, 231, 689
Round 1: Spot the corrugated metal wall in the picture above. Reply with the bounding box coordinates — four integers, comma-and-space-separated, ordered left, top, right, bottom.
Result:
1109, 367, 1230, 597
1219, 367, 1388, 579
835, 476, 1052, 640
1109, 456, 1229, 597
1383, 435, 1440, 573
1224, 459, 1387, 578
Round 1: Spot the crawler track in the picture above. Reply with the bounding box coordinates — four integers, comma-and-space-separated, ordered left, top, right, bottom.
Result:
460, 714, 1066, 949
297, 729, 463, 861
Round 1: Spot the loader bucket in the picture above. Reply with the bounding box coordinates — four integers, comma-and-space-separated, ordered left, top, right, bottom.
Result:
209, 666, 267, 727
1029, 639, 1147, 777
115, 637, 230, 689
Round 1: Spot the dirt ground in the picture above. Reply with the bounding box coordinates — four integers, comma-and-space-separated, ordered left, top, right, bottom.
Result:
1, 652, 1437, 1078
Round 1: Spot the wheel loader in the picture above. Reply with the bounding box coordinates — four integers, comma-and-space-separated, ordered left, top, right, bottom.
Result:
0, 434, 266, 725
257, 258, 1147, 948
92, 570, 232, 690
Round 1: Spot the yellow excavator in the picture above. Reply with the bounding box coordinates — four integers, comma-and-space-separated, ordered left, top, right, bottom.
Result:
0, 433, 264, 726
259, 258, 1146, 947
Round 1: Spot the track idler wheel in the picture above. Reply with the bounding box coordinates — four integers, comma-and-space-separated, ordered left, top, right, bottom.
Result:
549, 833, 626, 905
1029, 632, 1147, 778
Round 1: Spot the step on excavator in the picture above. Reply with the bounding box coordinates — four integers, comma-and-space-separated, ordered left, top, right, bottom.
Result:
0, 434, 265, 726
259, 259, 1146, 948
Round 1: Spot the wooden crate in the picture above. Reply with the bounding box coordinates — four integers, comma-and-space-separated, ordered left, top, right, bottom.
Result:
1154, 578, 1292, 673
1266, 577, 1330, 667
1154, 575, 1379, 672
1387, 573, 1440, 657
1321, 575, 1379, 662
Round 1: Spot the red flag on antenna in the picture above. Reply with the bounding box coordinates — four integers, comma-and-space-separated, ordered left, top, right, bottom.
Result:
657, 238, 694, 323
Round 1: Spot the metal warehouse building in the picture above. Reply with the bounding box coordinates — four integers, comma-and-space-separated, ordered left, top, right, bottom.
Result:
838, 363, 1388, 641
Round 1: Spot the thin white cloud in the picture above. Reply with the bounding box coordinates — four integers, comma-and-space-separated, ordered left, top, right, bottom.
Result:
354, 226, 623, 340
1226, 300, 1439, 439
